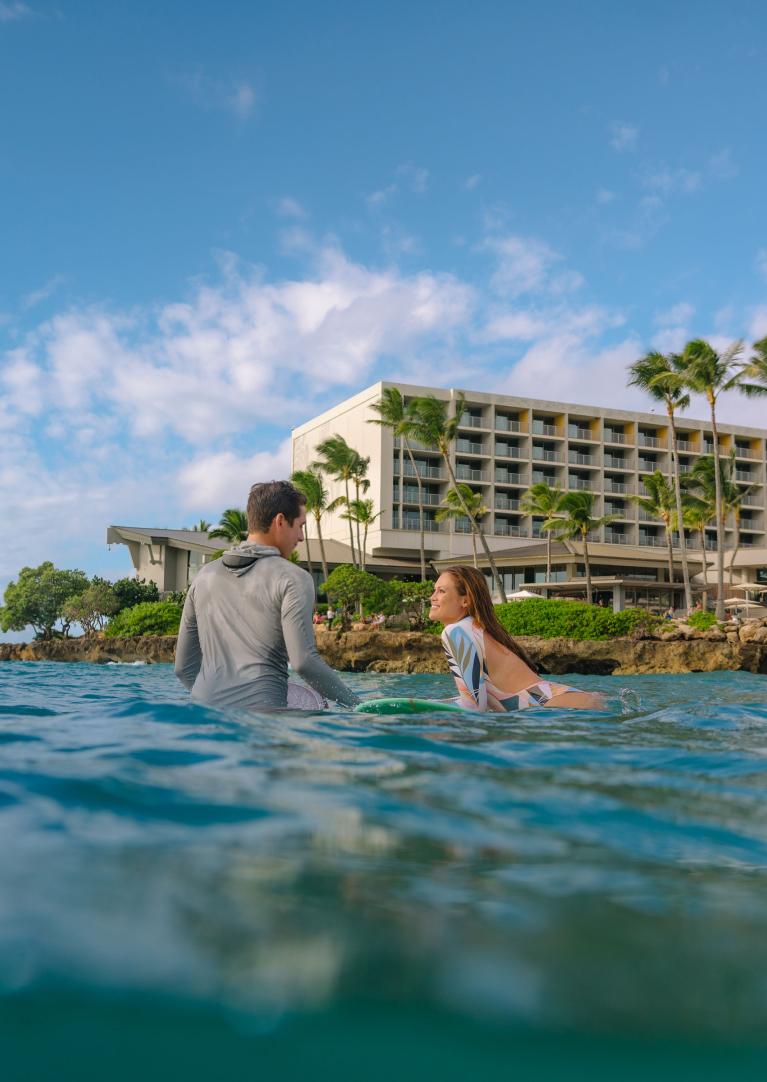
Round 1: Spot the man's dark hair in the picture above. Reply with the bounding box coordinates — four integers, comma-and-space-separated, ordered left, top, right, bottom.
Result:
247, 480, 306, 533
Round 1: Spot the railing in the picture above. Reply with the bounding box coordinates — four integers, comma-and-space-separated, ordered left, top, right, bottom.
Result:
495, 472, 522, 485
605, 532, 631, 545
495, 416, 524, 433
453, 519, 473, 533
604, 505, 629, 517
393, 437, 434, 453
495, 497, 521, 510
460, 414, 484, 428
735, 471, 755, 483
703, 443, 715, 454
456, 440, 484, 455
638, 435, 665, 448
568, 478, 592, 490
638, 534, 666, 548
532, 422, 559, 436
402, 462, 445, 479
401, 519, 442, 532
532, 448, 561, 462
532, 472, 556, 485
569, 452, 595, 465
494, 523, 528, 537
604, 480, 631, 493
604, 431, 627, 444
638, 459, 658, 472
604, 456, 630, 469
456, 467, 488, 482
638, 509, 661, 522
495, 444, 524, 458
399, 491, 441, 505
734, 446, 758, 459
676, 440, 693, 452
568, 428, 592, 440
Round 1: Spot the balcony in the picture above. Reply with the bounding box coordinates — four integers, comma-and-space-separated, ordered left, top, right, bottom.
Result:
735, 471, 756, 483
568, 427, 593, 441
568, 477, 593, 491
456, 440, 484, 455
531, 421, 560, 437
638, 534, 666, 548
604, 480, 632, 494
638, 509, 662, 522
604, 431, 627, 444
459, 413, 485, 429
495, 416, 524, 433
393, 436, 435, 453
676, 439, 694, 452
398, 490, 441, 506
604, 455, 630, 470
402, 462, 445, 480
494, 523, 528, 537
495, 443, 524, 458
532, 447, 561, 462
455, 467, 489, 482
638, 459, 659, 472
495, 497, 521, 510
604, 505, 629, 517
605, 532, 631, 545
568, 451, 595, 466
400, 518, 442, 532
734, 446, 758, 459
638, 434, 665, 448
453, 519, 474, 533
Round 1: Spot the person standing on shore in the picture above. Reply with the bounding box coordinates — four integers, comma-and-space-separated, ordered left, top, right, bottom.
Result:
175, 480, 360, 711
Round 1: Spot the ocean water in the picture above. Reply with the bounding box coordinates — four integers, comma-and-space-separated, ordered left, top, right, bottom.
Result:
1, 661, 767, 1081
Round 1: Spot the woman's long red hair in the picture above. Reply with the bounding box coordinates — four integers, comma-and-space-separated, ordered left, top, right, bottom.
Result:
443, 565, 539, 674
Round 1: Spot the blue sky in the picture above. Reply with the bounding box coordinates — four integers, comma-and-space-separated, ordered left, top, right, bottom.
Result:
1, 0, 766, 605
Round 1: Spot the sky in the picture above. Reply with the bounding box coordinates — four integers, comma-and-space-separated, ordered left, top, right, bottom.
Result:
1, 0, 766, 609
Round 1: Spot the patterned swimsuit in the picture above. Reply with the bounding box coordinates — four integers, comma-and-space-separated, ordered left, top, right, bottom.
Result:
441, 617, 579, 712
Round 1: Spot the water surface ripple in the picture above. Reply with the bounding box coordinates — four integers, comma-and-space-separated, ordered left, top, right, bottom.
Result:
1, 661, 767, 1080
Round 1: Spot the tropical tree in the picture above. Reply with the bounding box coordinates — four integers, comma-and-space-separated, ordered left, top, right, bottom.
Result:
291, 465, 331, 583
680, 493, 714, 604
408, 394, 507, 602
368, 387, 427, 580
349, 450, 371, 564
0, 563, 90, 639
631, 471, 677, 591
627, 350, 693, 613
520, 482, 564, 584
315, 434, 360, 568
661, 339, 744, 618
435, 485, 489, 568
542, 491, 616, 605
192, 519, 211, 532
209, 508, 248, 544
341, 499, 382, 571
684, 453, 754, 590
738, 336, 767, 396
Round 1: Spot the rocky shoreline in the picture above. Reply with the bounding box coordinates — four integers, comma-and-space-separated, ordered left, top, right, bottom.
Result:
1, 621, 766, 675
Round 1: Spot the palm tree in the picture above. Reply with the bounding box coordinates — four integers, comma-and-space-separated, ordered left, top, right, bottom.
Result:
628, 350, 693, 613
349, 450, 371, 565
520, 482, 564, 585
341, 499, 381, 571
291, 465, 331, 584
315, 434, 359, 567
738, 336, 767, 396
631, 471, 677, 592
368, 388, 427, 580
409, 394, 507, 602
664, 339, 744, 619
680, 493, 714, 607
682, 453, 750, 594
192, 519, 211, 532
209, 508, 248, 543
543, 491, 616, 605
435, 485, 489, 568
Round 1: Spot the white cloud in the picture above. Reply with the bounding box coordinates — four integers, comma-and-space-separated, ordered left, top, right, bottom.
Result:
652, 326, 689, 353
23, 273, 66, 310
756, 249, 767, 281
177, 439, 293, 509
276, 196, 307, 219
749, 306, 767, 340
173, 71, 257, 120
464, 174, 482, 190
0, 2, 33, 21
482, 234, 584, 300
396, 163, 429, 193
708, 148, 738, 181
609, 122, 638, 152
366, 184, 397, 209
654, 302, 695, 326
643, 167, 701, 195
596, 188, 616, 204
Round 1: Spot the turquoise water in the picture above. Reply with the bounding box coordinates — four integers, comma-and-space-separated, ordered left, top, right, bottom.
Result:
1, 662, 767, 1081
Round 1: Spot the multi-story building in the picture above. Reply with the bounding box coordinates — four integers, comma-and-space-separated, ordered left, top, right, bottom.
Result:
292, 381, 767, 609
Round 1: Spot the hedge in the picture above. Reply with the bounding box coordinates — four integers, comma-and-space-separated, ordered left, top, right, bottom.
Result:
105, 601, 183, 637
494, 598, 660, 641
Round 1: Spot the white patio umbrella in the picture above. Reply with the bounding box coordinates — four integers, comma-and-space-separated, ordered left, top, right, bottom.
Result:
733, 583, 767, 594
508, 588, 544, 600
723, 597, 761, 610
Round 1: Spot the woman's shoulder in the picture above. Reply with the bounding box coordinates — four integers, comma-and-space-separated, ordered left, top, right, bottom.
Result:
441, 617, 482, 645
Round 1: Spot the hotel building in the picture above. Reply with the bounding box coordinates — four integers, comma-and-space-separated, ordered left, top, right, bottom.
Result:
292, 381, 767, 610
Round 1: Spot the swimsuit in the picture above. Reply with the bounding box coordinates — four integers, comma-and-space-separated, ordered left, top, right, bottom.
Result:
440, 617, 580, 712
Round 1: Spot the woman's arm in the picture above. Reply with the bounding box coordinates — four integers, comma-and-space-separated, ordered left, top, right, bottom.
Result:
441, 622, 487, 711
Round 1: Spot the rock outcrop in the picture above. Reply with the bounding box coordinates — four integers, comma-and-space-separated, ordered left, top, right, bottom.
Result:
2, 621, 766, 676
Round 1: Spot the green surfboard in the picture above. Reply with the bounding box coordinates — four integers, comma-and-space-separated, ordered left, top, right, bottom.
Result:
354, 697, 466, 715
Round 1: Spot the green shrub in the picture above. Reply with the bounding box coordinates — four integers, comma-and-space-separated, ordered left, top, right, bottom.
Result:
494, 599, 660, 641
685, 610, 718, 630
106, 577, 160, 613
105, 601, 183, 637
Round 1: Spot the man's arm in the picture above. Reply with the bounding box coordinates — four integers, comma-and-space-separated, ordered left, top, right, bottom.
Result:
175, 586, 202, 691
281, 574, 360, 708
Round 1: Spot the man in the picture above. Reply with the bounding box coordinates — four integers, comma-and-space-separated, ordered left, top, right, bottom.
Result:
175, 480, 359, 710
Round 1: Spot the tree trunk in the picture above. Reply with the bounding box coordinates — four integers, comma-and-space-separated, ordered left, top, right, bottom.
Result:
699, 527, 709, 609
472, 527, 478, 568
304, 532, 315, 582
404, 440, 427, 581
664, 523, 675, 608
344, 478, 356, 568
668, 410, 692, 613
442, 454, 507, 602
546, 531, 552, 585
362, 522, 369, 572
582, 532, 592, 604
353, 480, 363, 569
710, 403, 725, 619
728, 510, 740, 590
315, 515, 329, 585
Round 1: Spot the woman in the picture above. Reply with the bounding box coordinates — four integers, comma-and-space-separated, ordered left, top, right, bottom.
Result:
429, 566, 601, 712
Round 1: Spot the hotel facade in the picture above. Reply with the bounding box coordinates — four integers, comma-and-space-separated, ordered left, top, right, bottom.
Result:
292, 381, 767, 611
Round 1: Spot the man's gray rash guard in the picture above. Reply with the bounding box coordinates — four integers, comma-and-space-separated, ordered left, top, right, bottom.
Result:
174, 542, 359, 710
